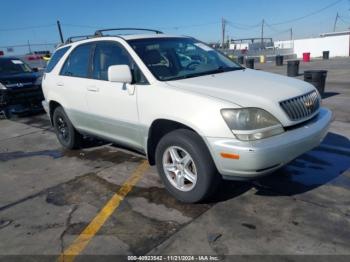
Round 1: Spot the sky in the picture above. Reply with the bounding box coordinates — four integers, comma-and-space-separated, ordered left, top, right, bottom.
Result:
0, 0, 350, 53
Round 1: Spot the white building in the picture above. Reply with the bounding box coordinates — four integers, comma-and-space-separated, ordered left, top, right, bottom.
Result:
274, 31, 350, 58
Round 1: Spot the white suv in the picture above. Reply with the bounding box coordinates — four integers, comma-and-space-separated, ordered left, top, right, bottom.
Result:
42, 29, 332, 203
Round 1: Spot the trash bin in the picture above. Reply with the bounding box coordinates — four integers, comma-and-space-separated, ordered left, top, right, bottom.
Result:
238, 56, 244, 64
228, 54, 235, 61
287, 60, 300, 77
275, 55, 284, 66
323, 51, 330, 60
245, 58, 255, 69
303, 52, 311, 62
304, 70, 327, 96
259, 55, 265, 63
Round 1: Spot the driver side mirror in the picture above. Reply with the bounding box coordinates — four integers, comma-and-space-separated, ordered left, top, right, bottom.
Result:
108, 65, 132, 84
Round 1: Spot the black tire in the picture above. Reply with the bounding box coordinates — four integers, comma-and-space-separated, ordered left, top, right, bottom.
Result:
0, 108, 10, 119
155, 129, 221, 203
53, 106, 82, 149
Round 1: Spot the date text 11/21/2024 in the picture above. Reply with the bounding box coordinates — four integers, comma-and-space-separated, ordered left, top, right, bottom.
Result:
127, 255, 220, 261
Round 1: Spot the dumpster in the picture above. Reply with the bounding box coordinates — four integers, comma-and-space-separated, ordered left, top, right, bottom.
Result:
259, 55, 265, 63
275, 55, 284, 66
287, 60, 300, 77
245, 58, 254, 69
303, 52, 311, 62
238, 56, 244, 64
323, 51, 330, 60
228, 54, 235, 61
304, 70, 327, 97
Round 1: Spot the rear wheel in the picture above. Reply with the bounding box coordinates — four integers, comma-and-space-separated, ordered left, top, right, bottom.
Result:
155, 129, 220, 203
53, 106, 82, 149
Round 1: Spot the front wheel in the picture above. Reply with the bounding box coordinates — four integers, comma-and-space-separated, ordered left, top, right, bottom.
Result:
0, 108, 10, 119
53, 106, 82, 149
155, 129, 220, 203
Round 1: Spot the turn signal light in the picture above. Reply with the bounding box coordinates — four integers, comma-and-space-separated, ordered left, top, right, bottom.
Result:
220, 152, 240, 160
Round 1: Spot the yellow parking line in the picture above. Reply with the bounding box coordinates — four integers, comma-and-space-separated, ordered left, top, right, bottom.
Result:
58, 160, 149, 262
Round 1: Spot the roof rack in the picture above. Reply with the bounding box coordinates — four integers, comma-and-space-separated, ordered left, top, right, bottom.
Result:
65, 35, 95, 44
94, 28, 163, 37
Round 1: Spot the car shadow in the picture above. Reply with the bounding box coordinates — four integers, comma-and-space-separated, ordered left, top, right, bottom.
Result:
205, 132, 350, 203
322, 91, 339, 99
253, 132, 350, 196
206, 180, 252, 203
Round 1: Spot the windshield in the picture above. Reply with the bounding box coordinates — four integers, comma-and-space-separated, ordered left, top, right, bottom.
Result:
128, 37, 243, 81
0, 58, 32, 75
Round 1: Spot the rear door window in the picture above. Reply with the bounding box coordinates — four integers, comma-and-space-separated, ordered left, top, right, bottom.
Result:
45, 46, 70, 73
60, 44, 92, 78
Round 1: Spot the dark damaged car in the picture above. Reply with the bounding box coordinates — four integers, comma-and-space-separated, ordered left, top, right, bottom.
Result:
0, 57, 44, 118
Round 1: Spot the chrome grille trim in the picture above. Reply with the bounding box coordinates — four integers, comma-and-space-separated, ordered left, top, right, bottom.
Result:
5, 82, 34, 88
280, 91, 320, 121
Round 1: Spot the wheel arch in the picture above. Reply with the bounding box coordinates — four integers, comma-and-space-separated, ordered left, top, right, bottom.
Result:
146, 118, 208, 165
48, 100, 62, 125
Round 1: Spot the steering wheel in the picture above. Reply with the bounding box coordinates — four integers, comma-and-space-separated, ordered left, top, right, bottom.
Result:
185, 61, 200, 70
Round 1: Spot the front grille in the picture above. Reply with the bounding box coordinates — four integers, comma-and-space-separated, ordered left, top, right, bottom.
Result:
5, 82, 34, 88
5, 86, 44, 106
280, 91, 320, 121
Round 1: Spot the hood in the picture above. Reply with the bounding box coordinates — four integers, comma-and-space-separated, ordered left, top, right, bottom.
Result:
0, 72, 40, 90
166, 69, 316, 125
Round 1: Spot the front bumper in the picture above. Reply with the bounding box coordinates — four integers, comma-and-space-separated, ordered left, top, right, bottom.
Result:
42, 100, 49, 115
0, 86, 44, 113
206, 107, 332, 180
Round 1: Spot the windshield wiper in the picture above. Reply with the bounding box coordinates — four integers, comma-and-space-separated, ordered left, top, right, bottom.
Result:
167, 66, 243, 81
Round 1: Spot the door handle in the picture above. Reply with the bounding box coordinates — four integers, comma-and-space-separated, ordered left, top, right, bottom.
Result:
86, 86, 99, 92
56, 82, 64, 87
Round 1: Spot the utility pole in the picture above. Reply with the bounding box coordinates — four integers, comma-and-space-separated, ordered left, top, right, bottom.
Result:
290, 28, 293, 40
27, 40, 32, 54
348, 27, 350, 56
261, 19, 264, 49
333, 12, 339, 32
221, 17, 226, 49
57, 20, 64, 43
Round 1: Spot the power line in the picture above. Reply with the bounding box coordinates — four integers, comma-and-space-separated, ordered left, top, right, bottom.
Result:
226, 20, 262, 30
0, 43, 57, 48
264, 22, 289, 33
62, 22, 221, 30
62, 23, 98, 29
159, 21, 220, 30
334, 12, 340, 31
0, 24, 55, 32
269, 0, 344, 25
338, 15, 350, 24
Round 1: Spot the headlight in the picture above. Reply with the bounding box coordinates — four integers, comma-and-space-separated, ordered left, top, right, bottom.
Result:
0, 82, 7, 90
221, 108, 284, 141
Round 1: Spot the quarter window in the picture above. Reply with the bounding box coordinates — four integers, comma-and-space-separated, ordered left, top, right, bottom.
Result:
45, 46, 70, 73
60, 44, 92, 78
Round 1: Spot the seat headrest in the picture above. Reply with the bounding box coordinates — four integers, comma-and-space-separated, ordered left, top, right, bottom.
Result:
143, 50, 162, 65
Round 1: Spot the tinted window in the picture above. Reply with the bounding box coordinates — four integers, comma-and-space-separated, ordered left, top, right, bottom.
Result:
60, 44, 92, 78
46, 46, 70, 73
92, 42, 147, 84
0, 58, 32, 75
128, 38, 242, 81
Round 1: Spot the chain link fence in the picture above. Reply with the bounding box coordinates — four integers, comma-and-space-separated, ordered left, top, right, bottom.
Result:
219, 48, 296, 62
